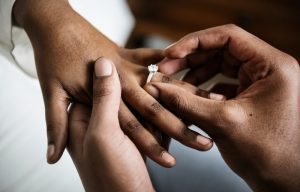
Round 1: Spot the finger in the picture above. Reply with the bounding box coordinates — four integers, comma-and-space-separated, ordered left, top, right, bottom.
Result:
145, 82, 231, 137
124, 48, 164, 66
150, 72, 225, 101
158, 58, 187, 75
67, 103, 90, 160
123, 86, 213, 151
44, 86, 69, 164
90, 58, 121, 133
158, 50, 217, 75
163, 25, 281, 86
145, 122, 171, 151
164, 27, 229, 58
151, 72, 197, 93
119, 101, 175, 168
182, 51, 239, 82
182, 58, 219, 85
164, 24, 259, 63
196, 89, 227, 101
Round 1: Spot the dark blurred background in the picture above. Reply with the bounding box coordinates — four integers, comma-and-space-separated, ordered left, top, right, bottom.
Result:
126, 0, 300, 60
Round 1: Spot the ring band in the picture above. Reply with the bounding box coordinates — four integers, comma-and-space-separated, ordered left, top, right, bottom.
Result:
146, 64, 158, 83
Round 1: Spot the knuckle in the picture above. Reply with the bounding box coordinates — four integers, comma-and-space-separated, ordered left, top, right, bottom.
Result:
265, 52, 300, 86
44, 89, 69, 105
93, 87, 112, 104
180, 126, 189, 137
123, 87, 141, 100
281, 54, 299, 73
224, 23, 240, 31
177, 126, 199, 144
161, 75, 172, 83
289, 56, 299, 67
47, 122, 62, 133
144, 102, 165, 118
46, 122, 64, 143
178, 127, 191, 141
218, 102, 246, 128
122, 119, 142, 133
169, 93, 188, 113
173, 126, 201, 149
148, 143, 165, 156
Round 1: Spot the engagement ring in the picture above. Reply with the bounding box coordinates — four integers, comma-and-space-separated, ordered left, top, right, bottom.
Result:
146, 64, 158, 83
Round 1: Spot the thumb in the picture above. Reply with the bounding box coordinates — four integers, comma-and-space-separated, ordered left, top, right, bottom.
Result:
90, 58, 121, 133
44, 87, 69, 164
145, 82, 230, 137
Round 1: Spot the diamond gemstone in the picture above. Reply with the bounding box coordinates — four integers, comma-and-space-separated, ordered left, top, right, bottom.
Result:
148, 64, 158, 73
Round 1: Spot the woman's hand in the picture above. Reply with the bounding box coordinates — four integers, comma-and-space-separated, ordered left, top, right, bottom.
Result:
147, 25, 300, 191
67, 58, 153, 192
13, 0, 213, 166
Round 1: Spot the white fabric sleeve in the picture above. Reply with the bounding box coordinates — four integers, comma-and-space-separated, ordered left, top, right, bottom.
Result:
0, 0, 16, 64
0, 0, 38, 78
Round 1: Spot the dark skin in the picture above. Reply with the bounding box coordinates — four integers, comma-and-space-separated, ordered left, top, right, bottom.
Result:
12, 0, 300, 190
68, 59, 154, 192
146, 24, 300, 191
67, 26, 300, 191
67, 58, 225, 192
13, 0, 216, 167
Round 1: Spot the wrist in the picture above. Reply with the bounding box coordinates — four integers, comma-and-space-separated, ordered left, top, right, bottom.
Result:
13, 0, 118, 56
13, 0, 75, 48
13, 0, 70, 28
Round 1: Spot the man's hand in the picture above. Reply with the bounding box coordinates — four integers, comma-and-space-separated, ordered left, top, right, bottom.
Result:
13, 0, 213, 166
146, 25, 300, 191
67, 58, 153, 192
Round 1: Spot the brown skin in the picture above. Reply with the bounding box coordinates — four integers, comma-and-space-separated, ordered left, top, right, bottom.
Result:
145, 25, 300, 191
68, 58, 225, 192
13, 0, 213, 166
68, 58, 154, 192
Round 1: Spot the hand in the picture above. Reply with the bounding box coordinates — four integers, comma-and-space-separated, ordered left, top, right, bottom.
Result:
67, 58, 153, 192
146, 25, 300, 191
13, 0, 213, 166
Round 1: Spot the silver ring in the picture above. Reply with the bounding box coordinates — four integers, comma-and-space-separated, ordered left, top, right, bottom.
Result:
146, 64, 158, 83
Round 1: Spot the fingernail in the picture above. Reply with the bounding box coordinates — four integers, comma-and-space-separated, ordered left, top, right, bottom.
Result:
47, 144, 55, 163
209, 93, 226, 101
146, 85, 159, 99
196, 136, 212, 146
95, 58, 113, 77
162, 151, 175, 165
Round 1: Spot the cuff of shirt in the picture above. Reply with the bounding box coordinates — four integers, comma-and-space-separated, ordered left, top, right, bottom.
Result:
0, 0, 17, 64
